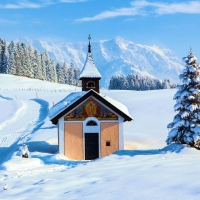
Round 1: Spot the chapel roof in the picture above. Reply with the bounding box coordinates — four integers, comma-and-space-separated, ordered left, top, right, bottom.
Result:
49, 89, 133, 124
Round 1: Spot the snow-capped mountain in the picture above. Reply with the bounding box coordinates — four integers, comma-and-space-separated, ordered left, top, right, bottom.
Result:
19, 37, 184, 88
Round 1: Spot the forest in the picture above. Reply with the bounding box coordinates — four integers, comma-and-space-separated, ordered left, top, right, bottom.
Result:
109, 74, 176, 90
0, 38, 81, 86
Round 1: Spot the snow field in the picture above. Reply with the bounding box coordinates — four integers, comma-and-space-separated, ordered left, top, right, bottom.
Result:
0, 74, 200, 199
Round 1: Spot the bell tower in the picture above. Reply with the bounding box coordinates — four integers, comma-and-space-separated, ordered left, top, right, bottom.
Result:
79, 35, 102, 93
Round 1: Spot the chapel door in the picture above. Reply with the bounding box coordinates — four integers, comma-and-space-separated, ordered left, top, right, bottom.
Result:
85, 133, 99, 160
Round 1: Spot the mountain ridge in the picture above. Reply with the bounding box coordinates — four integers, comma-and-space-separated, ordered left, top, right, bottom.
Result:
17, 36, 184, 88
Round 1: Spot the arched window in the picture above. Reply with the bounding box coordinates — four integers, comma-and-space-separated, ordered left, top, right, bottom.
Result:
86, 81, 95, 88
86, 120, 97, 126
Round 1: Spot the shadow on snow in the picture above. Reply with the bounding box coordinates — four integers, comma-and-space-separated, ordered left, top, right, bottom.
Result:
0, 98, 50, 165
0, 94, 13, 100
113, 143, 185, 157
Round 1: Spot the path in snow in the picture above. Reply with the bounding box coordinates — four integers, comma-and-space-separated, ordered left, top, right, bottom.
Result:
0, 98, 49, 165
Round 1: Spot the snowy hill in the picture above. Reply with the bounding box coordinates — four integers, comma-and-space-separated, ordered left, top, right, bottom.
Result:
19, 37, 184, 88
1, 74, 200, 199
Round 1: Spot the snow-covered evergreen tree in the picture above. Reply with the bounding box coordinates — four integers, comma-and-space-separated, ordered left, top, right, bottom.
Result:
49, 58, 57, 82
34, 49, 43, 80
21, 43, 33, 78
1, 39, 9, 74
28, 45, 35, 78
166, 49, 200, 147
56, 62, 65, 83
43, 50, 51, 81
68, 63, 76, 85
15, 42, 23, 76
75, 67, 81, 86
0, 38, 3, 73
63, 62, 69, 84
7, 41, 16, 75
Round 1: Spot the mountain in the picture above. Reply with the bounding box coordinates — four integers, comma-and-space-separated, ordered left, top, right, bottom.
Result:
19, 37, 184, 88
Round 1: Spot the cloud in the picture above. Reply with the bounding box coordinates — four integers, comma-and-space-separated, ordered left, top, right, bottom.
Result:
0, 0, 55, 9
76, 7, 141, 21
76, 0, 200, 21
0, 0, 88, 9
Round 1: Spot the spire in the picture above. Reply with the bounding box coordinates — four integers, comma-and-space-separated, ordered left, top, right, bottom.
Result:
79, 35, 101, 93
88, 34, 91, 53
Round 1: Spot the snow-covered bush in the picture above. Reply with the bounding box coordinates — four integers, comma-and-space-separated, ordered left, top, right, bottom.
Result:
19, 144, 30, 158
166, 48, 200, 147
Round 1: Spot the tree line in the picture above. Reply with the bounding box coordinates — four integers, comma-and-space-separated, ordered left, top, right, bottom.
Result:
109, 74, 176, 90
0, 38, 81, 86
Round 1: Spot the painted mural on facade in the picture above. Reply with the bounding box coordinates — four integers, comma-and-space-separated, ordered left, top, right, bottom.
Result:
64, 96, 118, 121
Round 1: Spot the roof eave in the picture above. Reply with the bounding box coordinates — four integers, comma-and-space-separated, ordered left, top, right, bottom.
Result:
50, 89, 133, 124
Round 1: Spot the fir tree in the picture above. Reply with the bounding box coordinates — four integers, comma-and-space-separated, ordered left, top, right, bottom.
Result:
68, 63, 76, 85
28, 45, 35, 78
1, 39, 9, 74
166, 49, 200, 147
63, 62, 69, 84
7, 41, 16, 75
34, 49, 43, 80
56, 62, 65, 83
15, 42, 23, 76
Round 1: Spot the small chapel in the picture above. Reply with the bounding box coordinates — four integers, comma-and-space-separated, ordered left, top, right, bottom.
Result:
49, 35, 133, 160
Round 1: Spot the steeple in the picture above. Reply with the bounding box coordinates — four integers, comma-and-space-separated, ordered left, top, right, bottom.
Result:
79, 35, 102, 93
88, 34, 91, 53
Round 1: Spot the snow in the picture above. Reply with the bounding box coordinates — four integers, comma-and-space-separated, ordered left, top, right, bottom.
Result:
79, 52, 102, 79
49, 89, 133, 122
19, 37, 184, 87
1, 74, 200, 199
49, 91, 87, 120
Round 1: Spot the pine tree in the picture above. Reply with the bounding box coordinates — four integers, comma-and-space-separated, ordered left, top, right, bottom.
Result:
63, 62, 69, 84
56, 62, 65, 83
75, 67, 81, 86
166, 49, 200, 147
1, 39, 9, 74
68, 63, 76, 85
21, 43, 33, 78
28, 45, 35, 78
49, 58, 57, 82
15, 42, 23, 76
41, 53, 47, 80
7, 41, 16, 75
43, 50, 51, 81
34, 49, 43, 80
0, 38, 3, 73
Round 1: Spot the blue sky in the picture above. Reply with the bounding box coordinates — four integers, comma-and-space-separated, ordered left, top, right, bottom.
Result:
0, 0, 200, 59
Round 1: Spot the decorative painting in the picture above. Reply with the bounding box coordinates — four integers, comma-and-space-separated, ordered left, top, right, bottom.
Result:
64, 96, 118, 121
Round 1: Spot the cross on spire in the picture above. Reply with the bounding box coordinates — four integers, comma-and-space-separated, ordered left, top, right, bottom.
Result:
88, 34, 91, 53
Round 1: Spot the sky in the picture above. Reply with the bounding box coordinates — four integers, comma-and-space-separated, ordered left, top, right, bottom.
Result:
0, 0, 200, 59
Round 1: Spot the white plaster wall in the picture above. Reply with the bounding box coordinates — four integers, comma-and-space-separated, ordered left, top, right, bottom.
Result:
118, 116, 124, 150
58, 117, 64, 155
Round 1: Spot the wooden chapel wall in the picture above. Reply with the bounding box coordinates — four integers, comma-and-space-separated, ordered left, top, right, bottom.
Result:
64, 123, 83, 160
100, 122, 119, 157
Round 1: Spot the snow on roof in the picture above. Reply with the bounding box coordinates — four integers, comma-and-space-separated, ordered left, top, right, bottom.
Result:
49, 91, 87, 120
49, 90, 132, 121
99, 93, 132, 119
79, 52, 102, 79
